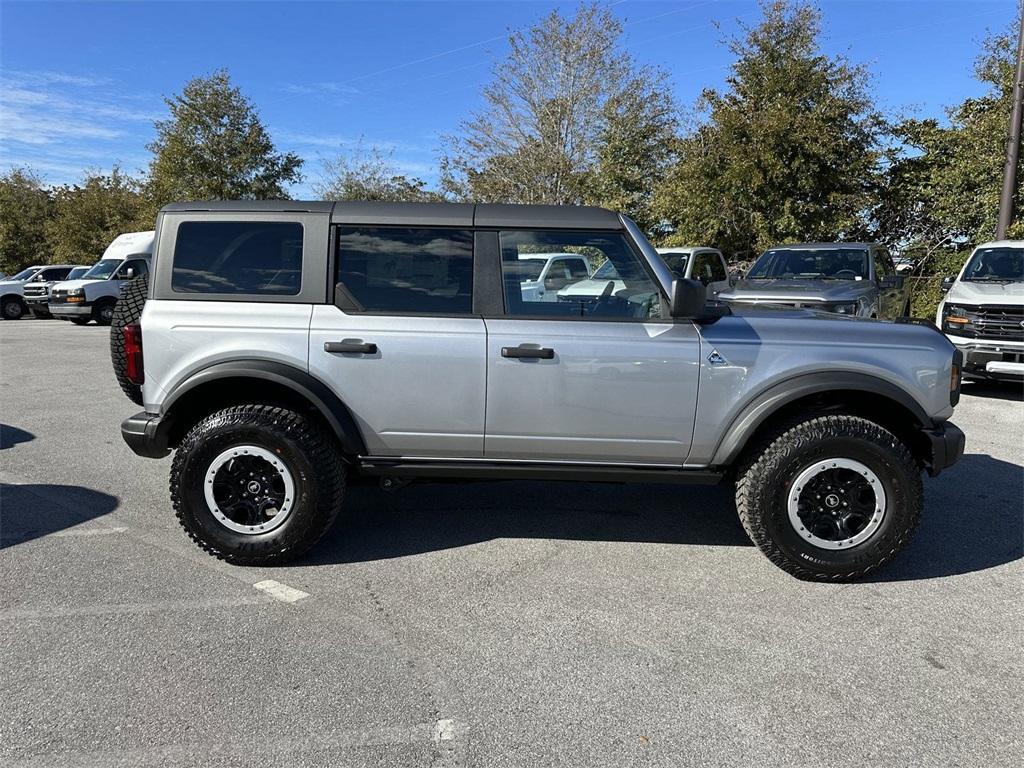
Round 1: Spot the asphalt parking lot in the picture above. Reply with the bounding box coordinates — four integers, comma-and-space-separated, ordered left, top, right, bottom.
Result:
1, 318, 1022, 768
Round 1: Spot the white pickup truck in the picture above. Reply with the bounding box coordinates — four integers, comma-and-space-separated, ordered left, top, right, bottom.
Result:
937, 240, 1023, 381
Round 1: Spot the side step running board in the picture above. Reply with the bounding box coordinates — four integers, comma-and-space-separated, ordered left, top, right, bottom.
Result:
358, 459, 724, 485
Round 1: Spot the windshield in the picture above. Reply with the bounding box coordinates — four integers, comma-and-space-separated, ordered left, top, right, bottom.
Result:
67, 267, 89, 279
592, 260, 620, 279
508, 258, 547, 282
82, 259, 121, 280
659, 252, 691, 278
747, 248, 869, 280
9, 267, 40, 281
962, 246, 1024, 282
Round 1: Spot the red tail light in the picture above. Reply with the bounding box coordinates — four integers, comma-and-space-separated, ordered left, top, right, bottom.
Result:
124, 322, 144, 385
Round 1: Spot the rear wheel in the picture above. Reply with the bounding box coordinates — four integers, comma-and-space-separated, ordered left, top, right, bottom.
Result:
170, 405, 345, 565
110, 275, 148, 405
2, 297, 25, 320
735, 414, 922, 581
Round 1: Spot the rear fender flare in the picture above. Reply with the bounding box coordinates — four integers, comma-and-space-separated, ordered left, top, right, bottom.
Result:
162, 360, 366, 456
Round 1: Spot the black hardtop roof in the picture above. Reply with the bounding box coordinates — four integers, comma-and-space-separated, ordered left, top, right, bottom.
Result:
159, 200, 623, 230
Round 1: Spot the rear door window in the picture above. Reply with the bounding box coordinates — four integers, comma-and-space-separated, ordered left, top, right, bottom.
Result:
172, 222, 303, 295
335, 226, 473, 314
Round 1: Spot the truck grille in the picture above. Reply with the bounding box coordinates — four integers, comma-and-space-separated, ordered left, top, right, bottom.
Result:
970, 305, 1024, 341
23, 285, 48, 297
49, 289, 69, 303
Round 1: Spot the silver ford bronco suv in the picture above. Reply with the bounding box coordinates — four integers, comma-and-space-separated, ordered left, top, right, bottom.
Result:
113, 201, 965, 580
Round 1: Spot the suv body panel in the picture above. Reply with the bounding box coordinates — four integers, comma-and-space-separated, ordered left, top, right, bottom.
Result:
309, 308, 487, 457
129, 201, 962, 477
141, 300, 314, 411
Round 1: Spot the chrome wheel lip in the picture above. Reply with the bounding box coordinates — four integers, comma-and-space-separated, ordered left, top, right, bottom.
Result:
203, 445, 295, 535
787, 457, 886, 551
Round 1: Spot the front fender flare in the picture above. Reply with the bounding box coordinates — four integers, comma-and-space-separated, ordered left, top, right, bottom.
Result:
710, 371, 931, 466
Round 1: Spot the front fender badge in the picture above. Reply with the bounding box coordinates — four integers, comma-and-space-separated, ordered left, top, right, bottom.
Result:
708, 349, 728, 366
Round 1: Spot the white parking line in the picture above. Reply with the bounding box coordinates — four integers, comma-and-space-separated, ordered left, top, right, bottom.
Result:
253, 579, 309, 603
433, 718, 456, 742
47, 526, 128, 538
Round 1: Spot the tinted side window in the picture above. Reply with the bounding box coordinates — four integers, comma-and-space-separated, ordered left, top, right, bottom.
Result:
40, 267, 72, 281
707, 253, 727, 282
500, 230, 661, 320
872, 250, 892, 278
336, 227, 473, 314
172, 222, 303, 295
118, 259, 149, 279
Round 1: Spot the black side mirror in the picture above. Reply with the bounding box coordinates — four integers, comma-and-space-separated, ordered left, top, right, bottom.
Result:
670, 279, 707, 318
940, 276, 955, 293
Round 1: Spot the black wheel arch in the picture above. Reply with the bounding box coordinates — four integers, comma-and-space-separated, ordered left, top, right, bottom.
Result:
160, 360, 367, 458
712, 372, 934, 468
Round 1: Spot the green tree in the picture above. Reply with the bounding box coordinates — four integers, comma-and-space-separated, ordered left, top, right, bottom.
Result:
878, 21, 1023, 247
44, 168, 147, 264
314, 142, 443, 202
145, 70, 303, 211
0, 168, 52, 275
654, 0, 884, 258
441, 2, 677, 230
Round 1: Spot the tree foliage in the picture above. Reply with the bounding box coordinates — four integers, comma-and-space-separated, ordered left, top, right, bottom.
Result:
654, 0, 884, 257
441, 3, 677, 230
145, 70, 303, 210
44, 168, 147, 264
314, 142, 442, 202
877, 21, 1023, 248
0, 168, 53, 274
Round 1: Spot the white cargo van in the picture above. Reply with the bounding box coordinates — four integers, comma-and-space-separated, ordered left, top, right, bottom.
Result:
49, 231, 154, 325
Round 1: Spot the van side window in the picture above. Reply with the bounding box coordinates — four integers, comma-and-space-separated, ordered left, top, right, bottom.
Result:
117, 259, 149, 279
335, 227, 473, 314
172, 222, 303, 295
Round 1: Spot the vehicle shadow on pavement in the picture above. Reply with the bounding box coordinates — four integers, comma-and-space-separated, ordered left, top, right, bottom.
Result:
961, 380, 1024, 402
0, 484, 120, 548
0, 424, 35, 450
870, 453, 1023, 582
302, 481, 752, 565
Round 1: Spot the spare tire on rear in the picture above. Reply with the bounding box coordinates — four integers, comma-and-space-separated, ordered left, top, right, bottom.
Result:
110, 274, 148, 406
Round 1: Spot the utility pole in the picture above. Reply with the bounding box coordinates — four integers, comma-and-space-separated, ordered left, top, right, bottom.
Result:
997, 12, 1024, 239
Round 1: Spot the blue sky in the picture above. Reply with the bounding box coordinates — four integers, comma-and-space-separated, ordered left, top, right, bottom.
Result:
0, 0, 1017, 197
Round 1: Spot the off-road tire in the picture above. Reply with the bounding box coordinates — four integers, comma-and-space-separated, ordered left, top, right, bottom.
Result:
110, 275, 148, 405
735, 414, 922, 581
2, 297, 25, 320
170, 405, 345, 565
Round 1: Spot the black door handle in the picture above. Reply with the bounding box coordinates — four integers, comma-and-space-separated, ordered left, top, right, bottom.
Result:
501, 345, 554, 359
325, 340, 377, 354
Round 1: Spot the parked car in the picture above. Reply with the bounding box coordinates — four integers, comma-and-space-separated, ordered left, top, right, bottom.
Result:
23, 265, 90, 318
114, 201, 963, 581
718, 243, 911, 318
1, 264, 85, 320
49, 231, 154, 325
511, 251, 592, 302
656, 247, 731, 296
937, 240, 1023, 381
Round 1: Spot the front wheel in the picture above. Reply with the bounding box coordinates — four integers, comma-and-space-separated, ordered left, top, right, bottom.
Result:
92, 300, 116, 326
2, 298, 25, 320
170, 405, 345, 565
735, 414, 922, 581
